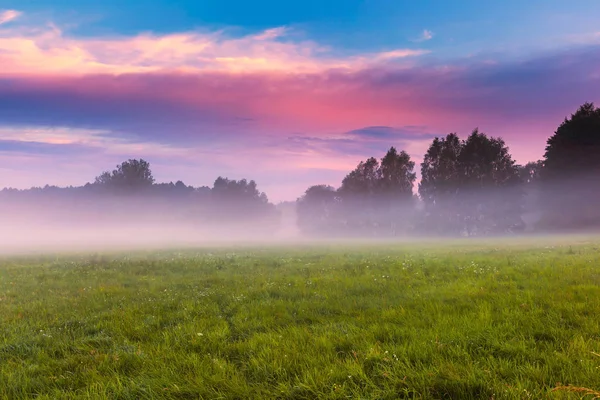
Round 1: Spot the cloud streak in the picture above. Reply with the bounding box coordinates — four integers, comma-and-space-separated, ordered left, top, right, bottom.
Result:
0, 15, 427, 75
0, 10, 20, 25
1, 43, 597, 147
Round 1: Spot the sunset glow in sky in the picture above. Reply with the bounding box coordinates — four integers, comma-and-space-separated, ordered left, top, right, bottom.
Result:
1, 0, 599, 201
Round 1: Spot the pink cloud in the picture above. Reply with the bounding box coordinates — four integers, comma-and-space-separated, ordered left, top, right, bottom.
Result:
0, 15, 598, 199
1, 46, 597, 167
0, 18, 427, 75
0, 10, 20, 25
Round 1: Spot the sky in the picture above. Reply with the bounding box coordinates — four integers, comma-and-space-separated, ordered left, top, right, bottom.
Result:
0, 0, 599, 202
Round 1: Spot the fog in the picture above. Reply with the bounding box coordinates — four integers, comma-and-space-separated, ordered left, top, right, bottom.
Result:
1, 174, 598, 257
0, 195, 297, 255
2, 224, 295, 255
1, 121, 598, 255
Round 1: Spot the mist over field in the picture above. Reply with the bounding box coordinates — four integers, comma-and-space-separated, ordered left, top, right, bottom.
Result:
2, 102, 600, 254
0, 174, 597, 255
0, 197, 300, 254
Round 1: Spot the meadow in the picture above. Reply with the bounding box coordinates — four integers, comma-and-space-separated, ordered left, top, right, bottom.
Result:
1, 237, 600, 399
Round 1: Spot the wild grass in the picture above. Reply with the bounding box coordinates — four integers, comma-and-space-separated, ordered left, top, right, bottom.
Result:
1, 237, 600, 399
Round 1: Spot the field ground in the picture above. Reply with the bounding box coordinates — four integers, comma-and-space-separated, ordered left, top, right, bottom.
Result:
1, 236, 600, 399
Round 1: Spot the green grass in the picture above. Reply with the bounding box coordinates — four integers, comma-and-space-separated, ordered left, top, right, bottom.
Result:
1, 237, 600, 399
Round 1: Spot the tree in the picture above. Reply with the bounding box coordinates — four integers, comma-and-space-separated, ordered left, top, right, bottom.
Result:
337, 157, 381, 234
419, 133, 463, 234
544, 103, 600, 178
338, 157, 381, 200
208, 177, 277, 226
379, 147, 417, 235
458, 130, 523, 235
94, 159, 155, 192
539, 102, 600, 229
337, 147, 416, 236
296, 185, 340, 234
516, 160, 544, 231
380, 147, 417, 199
517, 161, 543, 185
419, 130, 523, 236
211, 177, 268, 205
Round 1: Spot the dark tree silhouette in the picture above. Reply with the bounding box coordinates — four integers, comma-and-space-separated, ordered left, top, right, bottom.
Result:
211, 177, 269, 205
378, 147, 417, 235
544, 103, 600, 177
0, 159, 282, 234
94, 159, 155, 192
338, 157, 381, 199
419, 130, 523, 236
539, 102, 600, 229
459, 130, 523, 235
337, 147, 416, 235
152, 181, 196, 197
337, 157, 382, 234
296, 185, 340, 234
419, 133, 462, 234
380, 147, 417, 199
517, 161, 543, 185
516, 160, 544, 231
208, 177, 278, 228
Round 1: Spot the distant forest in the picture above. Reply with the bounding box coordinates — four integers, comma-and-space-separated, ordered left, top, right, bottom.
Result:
2, 102, 600, 237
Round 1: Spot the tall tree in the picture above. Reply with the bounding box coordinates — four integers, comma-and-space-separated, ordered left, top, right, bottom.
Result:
338, 157, 381, 200
419, 130, 523, 236
380, 147, 416, 198
419, 133, 463, 234
337, 147, 416, 235
540, 102, 600, 229
337, 157, 381, 233
516, 160, 544, 231
379, 147, 417, 235
458, 130, 523, 235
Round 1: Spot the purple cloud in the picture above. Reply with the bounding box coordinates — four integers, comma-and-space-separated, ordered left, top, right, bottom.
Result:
0, 42, 598, 199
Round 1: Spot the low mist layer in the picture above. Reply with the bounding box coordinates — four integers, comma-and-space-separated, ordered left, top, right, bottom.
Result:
0, 194, 297, 254
2, 102, 599, 254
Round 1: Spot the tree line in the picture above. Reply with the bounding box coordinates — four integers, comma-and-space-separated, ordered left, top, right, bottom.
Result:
1, 160, 279, 232
297, 102, 600, 236
1, 102, 599, 236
